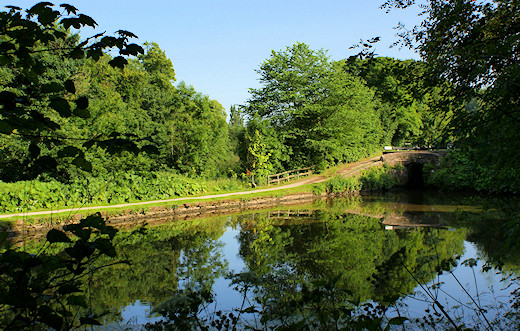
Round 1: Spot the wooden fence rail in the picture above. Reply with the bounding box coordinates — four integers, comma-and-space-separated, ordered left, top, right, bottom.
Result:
268, 210, 314, 218
267, 167, 313, 186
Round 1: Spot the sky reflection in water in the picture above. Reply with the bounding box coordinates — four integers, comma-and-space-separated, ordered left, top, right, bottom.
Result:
109, 192, 519, 329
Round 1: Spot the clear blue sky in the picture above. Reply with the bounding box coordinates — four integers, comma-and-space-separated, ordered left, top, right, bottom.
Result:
16, 1, 423, 114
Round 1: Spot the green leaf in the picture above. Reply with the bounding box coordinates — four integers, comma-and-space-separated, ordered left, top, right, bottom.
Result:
64, 79, 76, 94
58, 283, 81, 295
67, 295, 88, 308
72, 156, 93, 172
47, 229, 72, 243
82, 139, 97, 149
86, 48, 102, 62
141, 144, 159, 154
73, 107, 91, 118
32, 156, 58, 172
40, 313, 63, 330
120, 43, 144, 56
79, 316, 102, 326
240, 306, 259, 314
0, 121, 13, 134
108, 56, 128, 69
77, 14, 97, 28
57, 146, 82, 158
61, 18, 81, 30
116, 30, 138, 39
28, 142, 41, 158
94, 238, 116, 257
75, 96, 89, 110
49, 98, 71, 117
100, 36, 118, 46
59, 4, 78, 15
41, 82, 63, 93
385, 316, 408, 331
69, 47, 85, 59
65, 241, 94, 260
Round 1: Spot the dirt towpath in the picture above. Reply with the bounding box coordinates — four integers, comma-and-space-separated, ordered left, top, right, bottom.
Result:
0, 156, 383, 220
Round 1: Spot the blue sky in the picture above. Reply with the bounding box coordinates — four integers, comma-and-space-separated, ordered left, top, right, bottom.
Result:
15, 1, 423, 113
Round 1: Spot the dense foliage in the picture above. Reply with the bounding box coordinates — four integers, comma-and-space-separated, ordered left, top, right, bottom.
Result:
312, 164, 406, 195
3, 1, 519, 330
0, 213, 122, 329
383, 0, 520, 192
0, 3, 145, 181
0, 40, 233, 181
0, 3, 241, 213
242, 43, 383, 174
0, 171, 246, 213
344, 57, 455, 147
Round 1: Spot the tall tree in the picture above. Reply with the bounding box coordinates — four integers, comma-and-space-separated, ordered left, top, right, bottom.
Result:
383, 0, 520, 191
0, 3, 144, 181
344, 57, 454, 147
244, 43, 381, 171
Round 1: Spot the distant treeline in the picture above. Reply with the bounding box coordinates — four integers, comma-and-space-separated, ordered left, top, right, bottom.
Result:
0, 36, 452, 185
1, 24, 518, 194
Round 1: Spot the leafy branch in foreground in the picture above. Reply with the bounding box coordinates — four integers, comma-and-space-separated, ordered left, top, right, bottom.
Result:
0, 213, 125, 330
1, 2, 149, 180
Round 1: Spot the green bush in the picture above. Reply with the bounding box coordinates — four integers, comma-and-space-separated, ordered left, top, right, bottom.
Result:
324, 176, 361, 194
0, 172, 248, 214
427, 151, 520, 193
318, 165, 403, 195
359, 166, 399, 191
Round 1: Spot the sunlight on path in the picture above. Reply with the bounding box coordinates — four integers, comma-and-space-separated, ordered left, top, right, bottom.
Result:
0, 156, 382, 219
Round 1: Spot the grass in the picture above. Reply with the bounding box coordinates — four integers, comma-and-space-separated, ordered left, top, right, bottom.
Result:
0, 153, 385, 224
0, 182, 318, 224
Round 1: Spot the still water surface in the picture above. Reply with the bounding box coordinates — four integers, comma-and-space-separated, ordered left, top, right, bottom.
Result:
90, 191, 520, 329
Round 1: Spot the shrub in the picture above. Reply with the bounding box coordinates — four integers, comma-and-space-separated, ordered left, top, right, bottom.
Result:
0, 172, 249, 214
359, 166, 399, 191
324, 176, 361, 194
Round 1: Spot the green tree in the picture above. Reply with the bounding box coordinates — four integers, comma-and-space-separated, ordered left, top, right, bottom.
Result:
227, 105, 245, 176
168, 82, 231, 177
344, 57, 453, 147
244, 43, 382, 170
383, 0, 520, 191
0, 3, 144, 180
242, 114, 288, 183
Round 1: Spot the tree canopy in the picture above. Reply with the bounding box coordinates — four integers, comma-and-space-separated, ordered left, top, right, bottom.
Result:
243, 43, 382, 173
383, 0, 520, 191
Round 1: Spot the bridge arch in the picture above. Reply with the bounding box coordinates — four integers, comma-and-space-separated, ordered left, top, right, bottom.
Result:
380, 151, 443, 188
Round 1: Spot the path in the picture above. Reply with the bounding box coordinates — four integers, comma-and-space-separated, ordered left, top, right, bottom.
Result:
0, 155, 383, 220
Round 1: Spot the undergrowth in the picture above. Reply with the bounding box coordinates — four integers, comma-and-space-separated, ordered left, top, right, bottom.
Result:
0, 171, 248, 214
314, 165, 405, 195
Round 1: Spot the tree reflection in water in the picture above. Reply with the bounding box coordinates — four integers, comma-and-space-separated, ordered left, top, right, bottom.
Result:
11, 194, 519, 329
229, 211, 467, 329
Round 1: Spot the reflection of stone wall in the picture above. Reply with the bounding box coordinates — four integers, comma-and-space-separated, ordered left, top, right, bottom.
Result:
107, 192, 317, 229
382, 211, 451, 229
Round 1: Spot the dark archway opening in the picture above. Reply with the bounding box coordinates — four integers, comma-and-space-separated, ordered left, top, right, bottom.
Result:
406, 163, 424, 188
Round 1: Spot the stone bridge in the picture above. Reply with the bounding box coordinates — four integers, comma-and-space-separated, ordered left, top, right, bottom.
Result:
380, 150, 445, 167
380, 150, 446, 188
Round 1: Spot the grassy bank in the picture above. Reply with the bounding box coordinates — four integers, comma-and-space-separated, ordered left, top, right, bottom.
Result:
0, 171, 249, 214
0, 160, 401, 223
313, 164, 406, 195
0, 180, 316, 223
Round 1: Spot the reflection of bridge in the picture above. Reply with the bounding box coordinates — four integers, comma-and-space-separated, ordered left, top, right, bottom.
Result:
264, 208, 450, 230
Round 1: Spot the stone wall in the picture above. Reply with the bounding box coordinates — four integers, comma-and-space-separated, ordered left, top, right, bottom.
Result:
5, 192, 318, 244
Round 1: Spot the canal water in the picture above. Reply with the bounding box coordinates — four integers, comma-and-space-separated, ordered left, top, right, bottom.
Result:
44, 191, 520, 329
